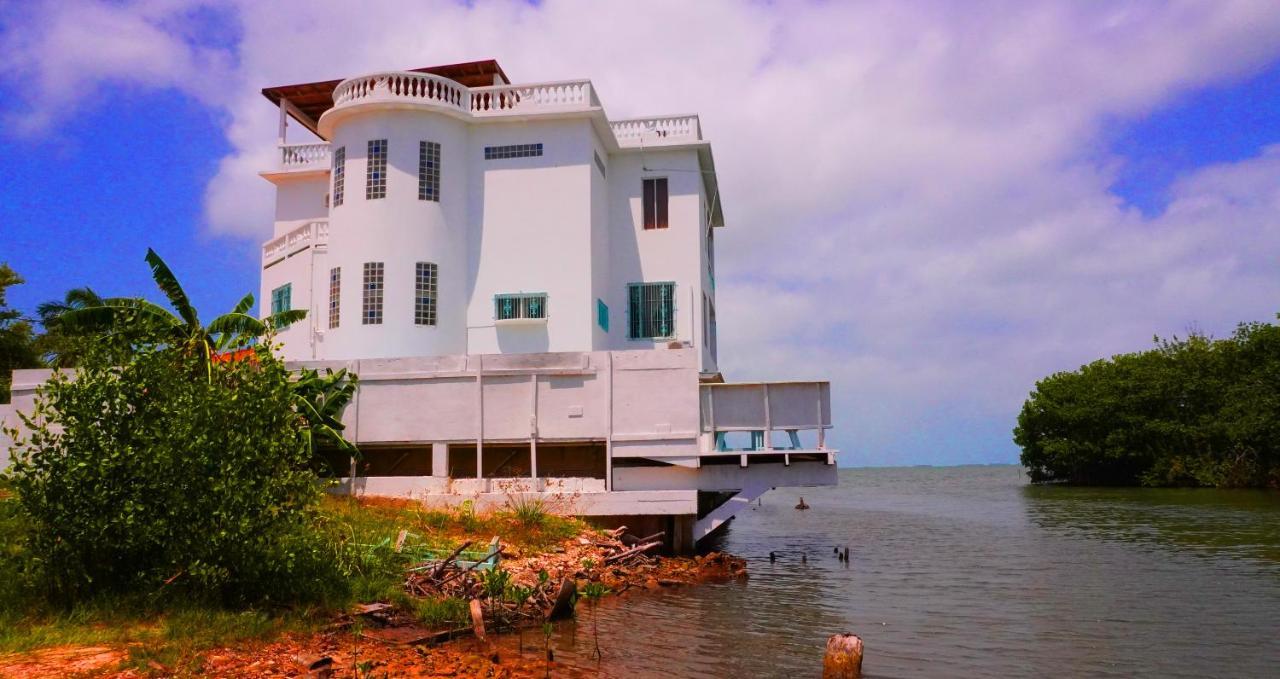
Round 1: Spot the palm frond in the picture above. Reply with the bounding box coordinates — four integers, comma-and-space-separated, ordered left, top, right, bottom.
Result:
144, 249, 199, 330
266, 309, 308, 329
207, 312, 267, 339
229, 292, 255, 316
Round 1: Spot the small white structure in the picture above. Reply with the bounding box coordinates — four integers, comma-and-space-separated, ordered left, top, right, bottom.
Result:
2, 61, 838, 550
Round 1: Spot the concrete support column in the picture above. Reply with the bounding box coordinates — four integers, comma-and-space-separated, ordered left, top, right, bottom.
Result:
432, 443, 448, 477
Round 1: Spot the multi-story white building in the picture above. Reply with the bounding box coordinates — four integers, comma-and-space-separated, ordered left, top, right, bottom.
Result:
2, 60, 837, 551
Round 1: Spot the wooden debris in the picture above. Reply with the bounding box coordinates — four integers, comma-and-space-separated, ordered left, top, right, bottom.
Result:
603, 540, 662, 564
546, 578, 576, 621
469, 600, 486, 642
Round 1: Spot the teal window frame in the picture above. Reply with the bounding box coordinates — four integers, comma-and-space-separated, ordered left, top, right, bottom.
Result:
494, 292, 548, 320
596, 299, 609, 332
270, 283, 292, 316
627, 281, 676, 340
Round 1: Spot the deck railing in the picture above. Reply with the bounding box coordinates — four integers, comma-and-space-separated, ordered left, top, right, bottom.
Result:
322, 71, 699, 148
700, 381, 833, 453
279, 142, 331, 170
610, 115, 702, 148
262, 220, 329, 264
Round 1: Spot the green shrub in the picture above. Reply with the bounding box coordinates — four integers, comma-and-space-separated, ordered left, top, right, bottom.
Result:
4, 340, 345, 605
1016, 320, 1280, 487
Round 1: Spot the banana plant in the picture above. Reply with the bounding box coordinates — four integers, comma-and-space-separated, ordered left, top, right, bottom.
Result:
291, 365, 360, 465
58, 249, 305, 376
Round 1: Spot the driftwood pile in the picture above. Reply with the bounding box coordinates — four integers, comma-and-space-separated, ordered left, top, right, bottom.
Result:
398, 526, 666, 629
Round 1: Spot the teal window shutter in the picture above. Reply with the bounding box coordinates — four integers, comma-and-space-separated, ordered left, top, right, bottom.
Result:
271, 283, 292, 315
597, 299, 609, 331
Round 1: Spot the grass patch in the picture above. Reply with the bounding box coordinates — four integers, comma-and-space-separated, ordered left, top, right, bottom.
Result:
0, 489, 586, 666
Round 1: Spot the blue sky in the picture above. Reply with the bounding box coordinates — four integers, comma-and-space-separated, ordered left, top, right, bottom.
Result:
3, 1, 1280, 467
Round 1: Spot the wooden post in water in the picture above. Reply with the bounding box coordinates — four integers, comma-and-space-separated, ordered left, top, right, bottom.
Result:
822, 633, 863, 678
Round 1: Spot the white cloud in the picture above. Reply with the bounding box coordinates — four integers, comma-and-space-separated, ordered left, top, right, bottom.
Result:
5, 0, 1280, 463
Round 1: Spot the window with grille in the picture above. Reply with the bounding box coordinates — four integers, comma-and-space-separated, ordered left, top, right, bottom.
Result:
484, 143, 542, 160
642, 177, 668, 230
271, 283, 292, 315
419, 141, 440, 201
362, 262, 384, 325
332, 146, 346, 206
628, 282, 675, 339
328, 267, 341, 329
597, 299, 609, 332
366, 139, 387, 199
706, 226, 715, 288
414, 262, 438, 326
494, 293, 547, 321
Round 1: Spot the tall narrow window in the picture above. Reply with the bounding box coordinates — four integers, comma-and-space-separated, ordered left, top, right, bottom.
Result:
642, 177, 668, 230
418, 141, 441, 201
707, 296, 718, 362
706, 226, 715, 287
328, 267, 341, 329
414, 262, 438, 326
597, 299, 609, 332
332, 146, 346, 206
271, 283, 292, 315
366, 139, 387, 200
627, 282, 675, 339
362, 262, 384, 325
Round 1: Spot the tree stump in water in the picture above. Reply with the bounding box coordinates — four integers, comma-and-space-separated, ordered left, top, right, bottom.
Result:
822, 633, 863, 678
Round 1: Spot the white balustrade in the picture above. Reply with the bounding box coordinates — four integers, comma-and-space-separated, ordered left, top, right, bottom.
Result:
611, 115, 702, 147
469, 80, 598, 115
292, 72, 702, 167
331, 71, 469, 114
262, 220, 329, 263
279, 142, 331, 169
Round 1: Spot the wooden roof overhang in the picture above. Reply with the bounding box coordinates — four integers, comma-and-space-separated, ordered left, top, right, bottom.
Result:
261, 59, 509, 138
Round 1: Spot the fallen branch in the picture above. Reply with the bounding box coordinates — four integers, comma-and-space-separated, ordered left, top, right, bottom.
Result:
603, 540, 662, 564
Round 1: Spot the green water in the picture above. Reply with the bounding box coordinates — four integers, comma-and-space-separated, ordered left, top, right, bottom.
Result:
534, 465, 1280, 677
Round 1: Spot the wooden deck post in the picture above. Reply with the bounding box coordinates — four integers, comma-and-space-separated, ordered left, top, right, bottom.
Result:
822, 633, 863, 678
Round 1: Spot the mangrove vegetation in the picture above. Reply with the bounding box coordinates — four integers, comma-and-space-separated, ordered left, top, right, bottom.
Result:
1016, 317, 1280, 488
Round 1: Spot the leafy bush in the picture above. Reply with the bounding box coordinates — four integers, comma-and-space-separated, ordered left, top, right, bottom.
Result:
4, 339, 345, 605
1015, 320, 1280, 487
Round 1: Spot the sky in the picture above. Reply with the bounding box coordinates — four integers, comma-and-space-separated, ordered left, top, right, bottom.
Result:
1, 0, 1279, 467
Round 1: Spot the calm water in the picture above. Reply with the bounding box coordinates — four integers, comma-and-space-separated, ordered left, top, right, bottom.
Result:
528, 465, 1280, 677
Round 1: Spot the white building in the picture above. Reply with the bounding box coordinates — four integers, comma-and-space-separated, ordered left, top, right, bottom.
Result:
2, 60, 837, 551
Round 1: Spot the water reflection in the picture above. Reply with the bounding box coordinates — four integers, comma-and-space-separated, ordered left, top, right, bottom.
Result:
1021, 484, 1280, 568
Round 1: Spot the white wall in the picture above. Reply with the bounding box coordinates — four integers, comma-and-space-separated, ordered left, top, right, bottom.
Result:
464, 119, 596, 355
322, 110, 470, 360
261, 106, 715, 369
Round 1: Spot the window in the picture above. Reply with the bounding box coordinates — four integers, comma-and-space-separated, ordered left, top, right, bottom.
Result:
706, 226, 715, 288
271, 283, 292, 315
414, 262, 438, 326
332, 146, 346, 206
597, 299, 609, 332
628, 282, 675, 339
494, 293, 547, 321
704, 294, 717, 363
593, 150, 607, 178
328, 267, 341, 329
642, 177, 668, 230
419, 141, 440, 201
484, 143, 542, 160
362, 262, 384, 325
366, 139, 387, 199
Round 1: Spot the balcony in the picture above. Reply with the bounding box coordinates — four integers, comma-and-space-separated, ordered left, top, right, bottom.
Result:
313, 71, 702, 149
262, 220, 328, 266
699, 381, 835, 459
610, 115, 702, 149
279, 142, 331, 171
